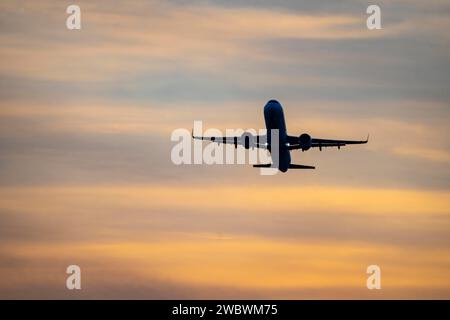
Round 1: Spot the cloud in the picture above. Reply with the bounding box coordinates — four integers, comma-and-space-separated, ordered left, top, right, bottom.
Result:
0, 99, 449, 191
393, 147, 450, 164
1, 0, 440, 83
1, 237, 450, 299
4, 184, 449, 215
0, 185, 449, 246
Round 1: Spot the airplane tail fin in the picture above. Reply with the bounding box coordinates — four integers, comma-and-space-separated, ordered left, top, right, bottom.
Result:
289, 164, 315, 169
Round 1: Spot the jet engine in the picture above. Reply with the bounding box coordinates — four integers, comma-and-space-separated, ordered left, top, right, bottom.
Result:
240, 132, 255, 149
298, 133, 312, 151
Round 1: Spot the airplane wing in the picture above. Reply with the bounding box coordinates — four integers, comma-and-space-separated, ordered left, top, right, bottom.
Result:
192, 130, 269, 149
288, 134, 369, 150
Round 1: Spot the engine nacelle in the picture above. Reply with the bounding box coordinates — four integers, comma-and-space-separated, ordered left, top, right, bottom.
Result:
298, 133, 312, 151
240, 132, 255, 149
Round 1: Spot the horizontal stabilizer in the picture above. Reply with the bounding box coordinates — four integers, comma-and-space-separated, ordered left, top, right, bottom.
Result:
253, 164, 273, 168
289, 164, 315, 169
253, 163, 315, 170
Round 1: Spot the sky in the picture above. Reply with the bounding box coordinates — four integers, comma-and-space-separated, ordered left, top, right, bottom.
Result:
0, 0, 449, 299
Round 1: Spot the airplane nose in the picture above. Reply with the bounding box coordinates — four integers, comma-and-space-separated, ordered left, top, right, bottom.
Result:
264, 99, 282, 120
265, 100, 281, 111
265, 99, 281, 111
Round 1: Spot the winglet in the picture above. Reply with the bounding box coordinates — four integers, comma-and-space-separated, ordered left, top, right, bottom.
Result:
192, 129, 204, 140
366, 134, 370, 143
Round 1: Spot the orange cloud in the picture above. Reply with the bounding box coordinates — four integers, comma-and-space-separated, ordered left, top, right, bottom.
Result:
1, 237, 450, 298
1, 185, 448, 218
393, 147, 450, 164
0, 182, 449, 298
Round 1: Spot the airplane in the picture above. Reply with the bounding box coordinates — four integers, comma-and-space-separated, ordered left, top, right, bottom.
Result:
192, 99, 368, 172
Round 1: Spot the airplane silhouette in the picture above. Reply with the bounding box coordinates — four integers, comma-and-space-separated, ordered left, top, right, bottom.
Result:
193, 100, 368, 172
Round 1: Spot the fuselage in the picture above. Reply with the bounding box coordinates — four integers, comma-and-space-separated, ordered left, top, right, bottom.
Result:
263, 100, 290, 172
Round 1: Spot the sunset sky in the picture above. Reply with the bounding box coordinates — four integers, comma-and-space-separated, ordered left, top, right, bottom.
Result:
0, 0, 449, 299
